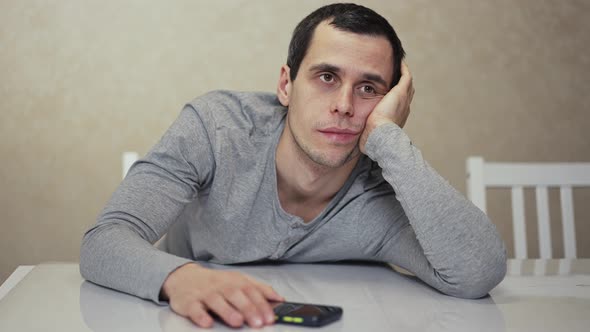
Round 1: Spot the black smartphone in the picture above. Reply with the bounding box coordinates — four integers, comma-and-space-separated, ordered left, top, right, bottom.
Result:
271, 301, 343, 327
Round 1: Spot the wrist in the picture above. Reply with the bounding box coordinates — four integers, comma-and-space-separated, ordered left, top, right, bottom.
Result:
360, 118, 393, 154
366, 117, 393, 136
364, 121, 408, 163
161, 262, 204, 301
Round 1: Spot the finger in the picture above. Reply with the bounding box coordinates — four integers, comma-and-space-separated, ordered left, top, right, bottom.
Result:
223, 286, 264, 328
244, 286, 276, 325
396, 61, 413, 91
186, 302, 214, 328
203, 293, 244, 328
247, 278, 285, 302
402, 61, 413, 78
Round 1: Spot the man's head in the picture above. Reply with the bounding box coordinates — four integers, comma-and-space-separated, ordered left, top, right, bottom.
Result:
287, 3, 405, 88
277, 3, 405, 169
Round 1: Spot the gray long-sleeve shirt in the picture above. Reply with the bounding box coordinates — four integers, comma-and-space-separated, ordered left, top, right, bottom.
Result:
80, 90, 506, 303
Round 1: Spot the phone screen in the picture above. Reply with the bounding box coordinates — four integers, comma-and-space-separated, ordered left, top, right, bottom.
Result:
271, 301, 343, 327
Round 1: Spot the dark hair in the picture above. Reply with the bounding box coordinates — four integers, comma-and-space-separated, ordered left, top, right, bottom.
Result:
287, 3, 405, 88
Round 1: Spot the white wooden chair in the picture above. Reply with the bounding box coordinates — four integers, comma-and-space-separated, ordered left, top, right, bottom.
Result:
466, 156, 590, 259
122, 151, 139, 179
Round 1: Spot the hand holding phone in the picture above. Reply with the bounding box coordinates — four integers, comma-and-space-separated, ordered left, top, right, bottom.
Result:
161, 264, 283, 328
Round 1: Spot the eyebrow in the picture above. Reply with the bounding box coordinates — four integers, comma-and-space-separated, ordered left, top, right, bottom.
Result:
308, 62, 389, 88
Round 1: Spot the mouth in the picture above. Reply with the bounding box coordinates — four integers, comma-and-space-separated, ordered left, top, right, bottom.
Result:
317, 127, 360, 144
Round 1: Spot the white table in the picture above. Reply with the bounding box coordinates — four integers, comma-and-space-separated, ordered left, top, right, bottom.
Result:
1, 260, 589, 331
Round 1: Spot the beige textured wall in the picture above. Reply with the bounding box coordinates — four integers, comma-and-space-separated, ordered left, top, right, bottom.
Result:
1, 0, 589, 283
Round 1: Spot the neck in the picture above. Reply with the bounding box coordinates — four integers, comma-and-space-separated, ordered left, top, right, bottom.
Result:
275, 127, 358, 205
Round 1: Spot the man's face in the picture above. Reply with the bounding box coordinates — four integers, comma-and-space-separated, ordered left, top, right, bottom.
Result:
281, 21, 394, 168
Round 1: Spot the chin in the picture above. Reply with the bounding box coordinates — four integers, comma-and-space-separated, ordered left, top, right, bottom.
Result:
311, 148, 360, 169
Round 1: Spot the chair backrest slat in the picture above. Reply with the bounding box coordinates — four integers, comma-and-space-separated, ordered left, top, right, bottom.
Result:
535, 186, 552, 258
560, 186, 577, 258
122, 151, 139, 179
511, 186, 527, 259
467, 157, 487, 213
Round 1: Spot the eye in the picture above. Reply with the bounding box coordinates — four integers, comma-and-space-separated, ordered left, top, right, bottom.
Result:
360, 85, 376, 94
319, 73, 335, 83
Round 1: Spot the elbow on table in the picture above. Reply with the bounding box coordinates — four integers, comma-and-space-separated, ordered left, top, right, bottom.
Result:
435, 245, 507, 299
79, 255, 92, 282
79, 226, 103, 281
438, 251, 507, 299
79, 235, 92, 280
442, 219, 508, 299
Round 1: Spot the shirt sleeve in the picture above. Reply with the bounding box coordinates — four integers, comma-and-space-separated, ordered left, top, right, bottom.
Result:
363, 123, 507, 299
80, 104, 215, 304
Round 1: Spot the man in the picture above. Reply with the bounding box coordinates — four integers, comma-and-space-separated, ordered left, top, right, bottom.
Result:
81, 3, 506, 329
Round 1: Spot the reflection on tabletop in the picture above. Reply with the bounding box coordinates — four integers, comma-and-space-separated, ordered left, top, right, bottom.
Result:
80, 262, 505, 332
493, 259, 590, 332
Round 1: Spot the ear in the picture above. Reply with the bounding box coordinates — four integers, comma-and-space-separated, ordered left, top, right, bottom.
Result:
276, 65, 292, 107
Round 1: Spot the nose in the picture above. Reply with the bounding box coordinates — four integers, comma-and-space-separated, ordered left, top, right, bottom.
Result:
331, 87, 354, 117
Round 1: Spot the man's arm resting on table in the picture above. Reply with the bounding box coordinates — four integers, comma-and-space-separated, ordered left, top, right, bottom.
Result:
79, 101, 285, 329
358, 63, 506, 298
364, 123, 507, 299
80, 105, 212, 303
